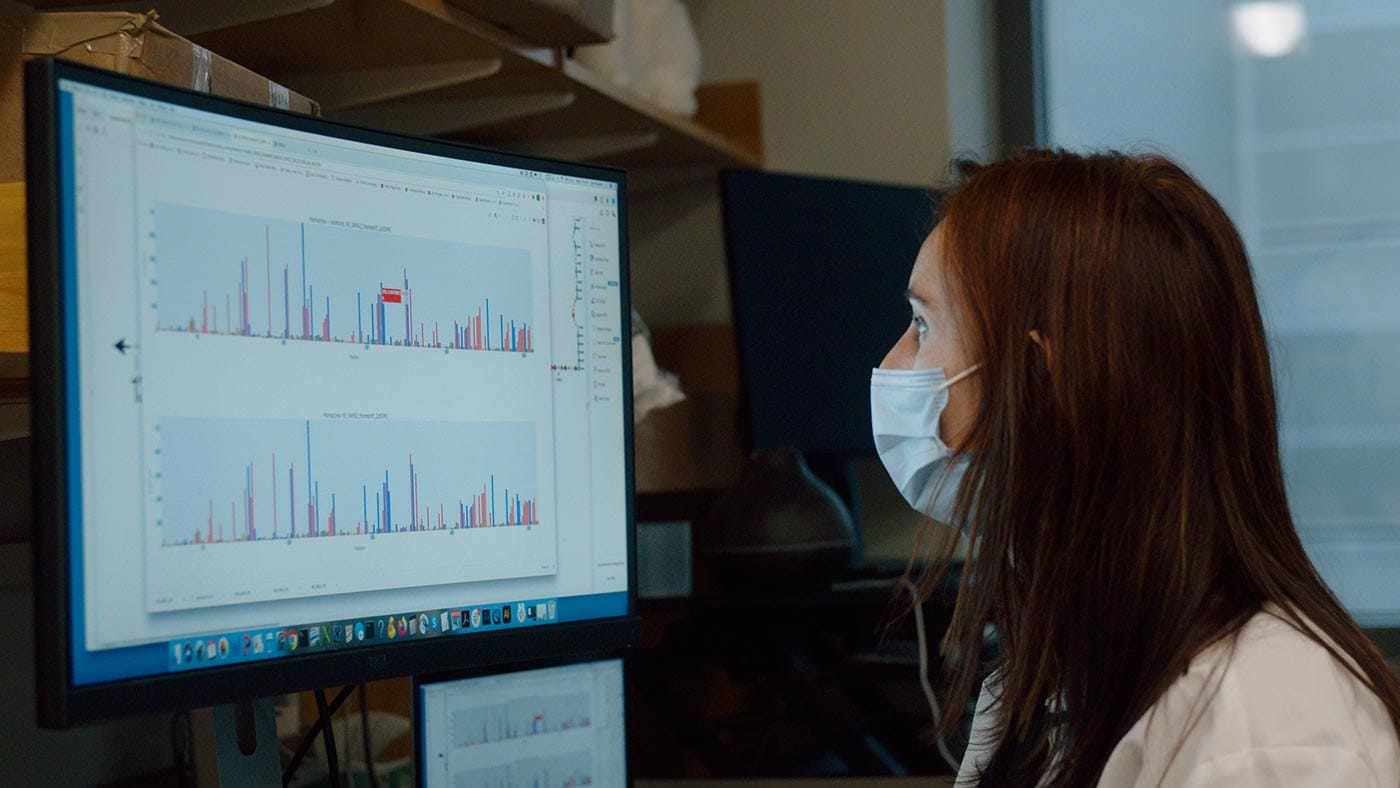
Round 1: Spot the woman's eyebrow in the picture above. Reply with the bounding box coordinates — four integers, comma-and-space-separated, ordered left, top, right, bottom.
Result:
905, 288, 933, 308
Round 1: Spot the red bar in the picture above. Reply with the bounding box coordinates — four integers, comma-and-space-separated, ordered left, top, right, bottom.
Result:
381, 287, 402, 304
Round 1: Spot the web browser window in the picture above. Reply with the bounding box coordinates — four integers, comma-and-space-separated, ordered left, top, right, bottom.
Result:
57, 77, 629, 684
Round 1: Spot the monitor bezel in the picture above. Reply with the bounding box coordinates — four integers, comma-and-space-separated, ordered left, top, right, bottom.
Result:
412, 649, 634, 788
26, 57, 639, 728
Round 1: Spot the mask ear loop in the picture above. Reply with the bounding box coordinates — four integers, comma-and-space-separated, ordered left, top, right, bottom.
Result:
936, 363, 981, 392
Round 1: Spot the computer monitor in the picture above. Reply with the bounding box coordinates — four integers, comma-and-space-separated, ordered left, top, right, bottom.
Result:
415, 654, 629, 788
26, 59, 637, 728
720, 169, 938, 457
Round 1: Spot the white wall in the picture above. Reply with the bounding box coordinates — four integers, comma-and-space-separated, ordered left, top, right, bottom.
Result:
691, 0, 949, 185
632, 0, 951, 328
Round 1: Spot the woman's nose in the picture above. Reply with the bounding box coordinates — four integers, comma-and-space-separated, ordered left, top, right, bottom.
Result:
879, 330, 914, 370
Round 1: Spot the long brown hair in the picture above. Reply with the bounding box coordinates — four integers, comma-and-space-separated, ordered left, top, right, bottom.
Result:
916, 150, 1400, 784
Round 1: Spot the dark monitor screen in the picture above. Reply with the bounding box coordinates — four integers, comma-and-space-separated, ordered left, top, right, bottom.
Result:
720, 169, 938, 456
416, 655, 629, 787
27, 60, 636, 726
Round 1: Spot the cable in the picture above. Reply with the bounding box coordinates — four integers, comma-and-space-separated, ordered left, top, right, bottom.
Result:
315, 688, 342, 788
359, 683, 382, 788
282, 685, 356, 787
905, 578, 963, 772
170, 711, 196, 788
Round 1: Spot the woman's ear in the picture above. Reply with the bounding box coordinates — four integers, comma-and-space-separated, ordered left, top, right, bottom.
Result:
1029, 330, 1053, 367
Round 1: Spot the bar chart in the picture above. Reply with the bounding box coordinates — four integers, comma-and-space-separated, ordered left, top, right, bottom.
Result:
156, 417, 540, 548
450, 691, 593, 747
146, 415, 555, 610
152, 203, 535, 353
452, 752, 593, 788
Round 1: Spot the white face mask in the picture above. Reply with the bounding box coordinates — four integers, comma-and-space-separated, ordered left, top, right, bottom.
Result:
870, 364, 980, 525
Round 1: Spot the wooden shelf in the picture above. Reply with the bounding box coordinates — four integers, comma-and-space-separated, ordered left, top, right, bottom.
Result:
131, 0, 762, 171
2, 0, 762, 395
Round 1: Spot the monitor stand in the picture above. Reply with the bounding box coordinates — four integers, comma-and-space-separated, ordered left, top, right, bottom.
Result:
212, 699, 281, 786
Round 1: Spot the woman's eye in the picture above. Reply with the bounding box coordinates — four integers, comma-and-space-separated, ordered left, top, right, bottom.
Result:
911, 314, 929, 339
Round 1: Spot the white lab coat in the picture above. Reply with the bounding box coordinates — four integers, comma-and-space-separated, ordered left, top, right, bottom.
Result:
956, 607, 1400, 786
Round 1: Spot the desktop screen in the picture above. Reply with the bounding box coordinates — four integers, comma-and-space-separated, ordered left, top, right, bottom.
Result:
720, 170, 938, 455
417, 658, 628, 788
34, 64, 632, 709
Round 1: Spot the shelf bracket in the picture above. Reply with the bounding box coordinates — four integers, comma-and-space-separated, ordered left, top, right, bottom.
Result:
329, 91, 577, 136
286, 58, 505, 114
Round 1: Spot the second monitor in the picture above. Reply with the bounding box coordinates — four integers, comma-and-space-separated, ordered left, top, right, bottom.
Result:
417, 655, 629, 787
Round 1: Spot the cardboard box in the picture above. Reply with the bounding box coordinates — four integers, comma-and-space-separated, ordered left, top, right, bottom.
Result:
446, 0, 614, 46
0, 11, 320, 359
0, 11, 319, 182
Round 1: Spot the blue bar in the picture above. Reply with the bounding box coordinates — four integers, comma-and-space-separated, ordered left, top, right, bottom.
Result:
300, 223, 307, 338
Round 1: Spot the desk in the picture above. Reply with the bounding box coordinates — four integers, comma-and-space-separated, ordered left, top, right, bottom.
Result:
637, 779, 956, 787
631, 571, 964, 781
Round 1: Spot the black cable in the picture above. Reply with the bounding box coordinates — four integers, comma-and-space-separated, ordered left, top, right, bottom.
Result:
282, 685, 356, 787
315, 688, 343, 788
359, 683, 383, 788
170, 711, 196, 788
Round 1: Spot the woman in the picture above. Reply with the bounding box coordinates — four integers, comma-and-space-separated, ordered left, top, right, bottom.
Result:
871, 150, 1400, 786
